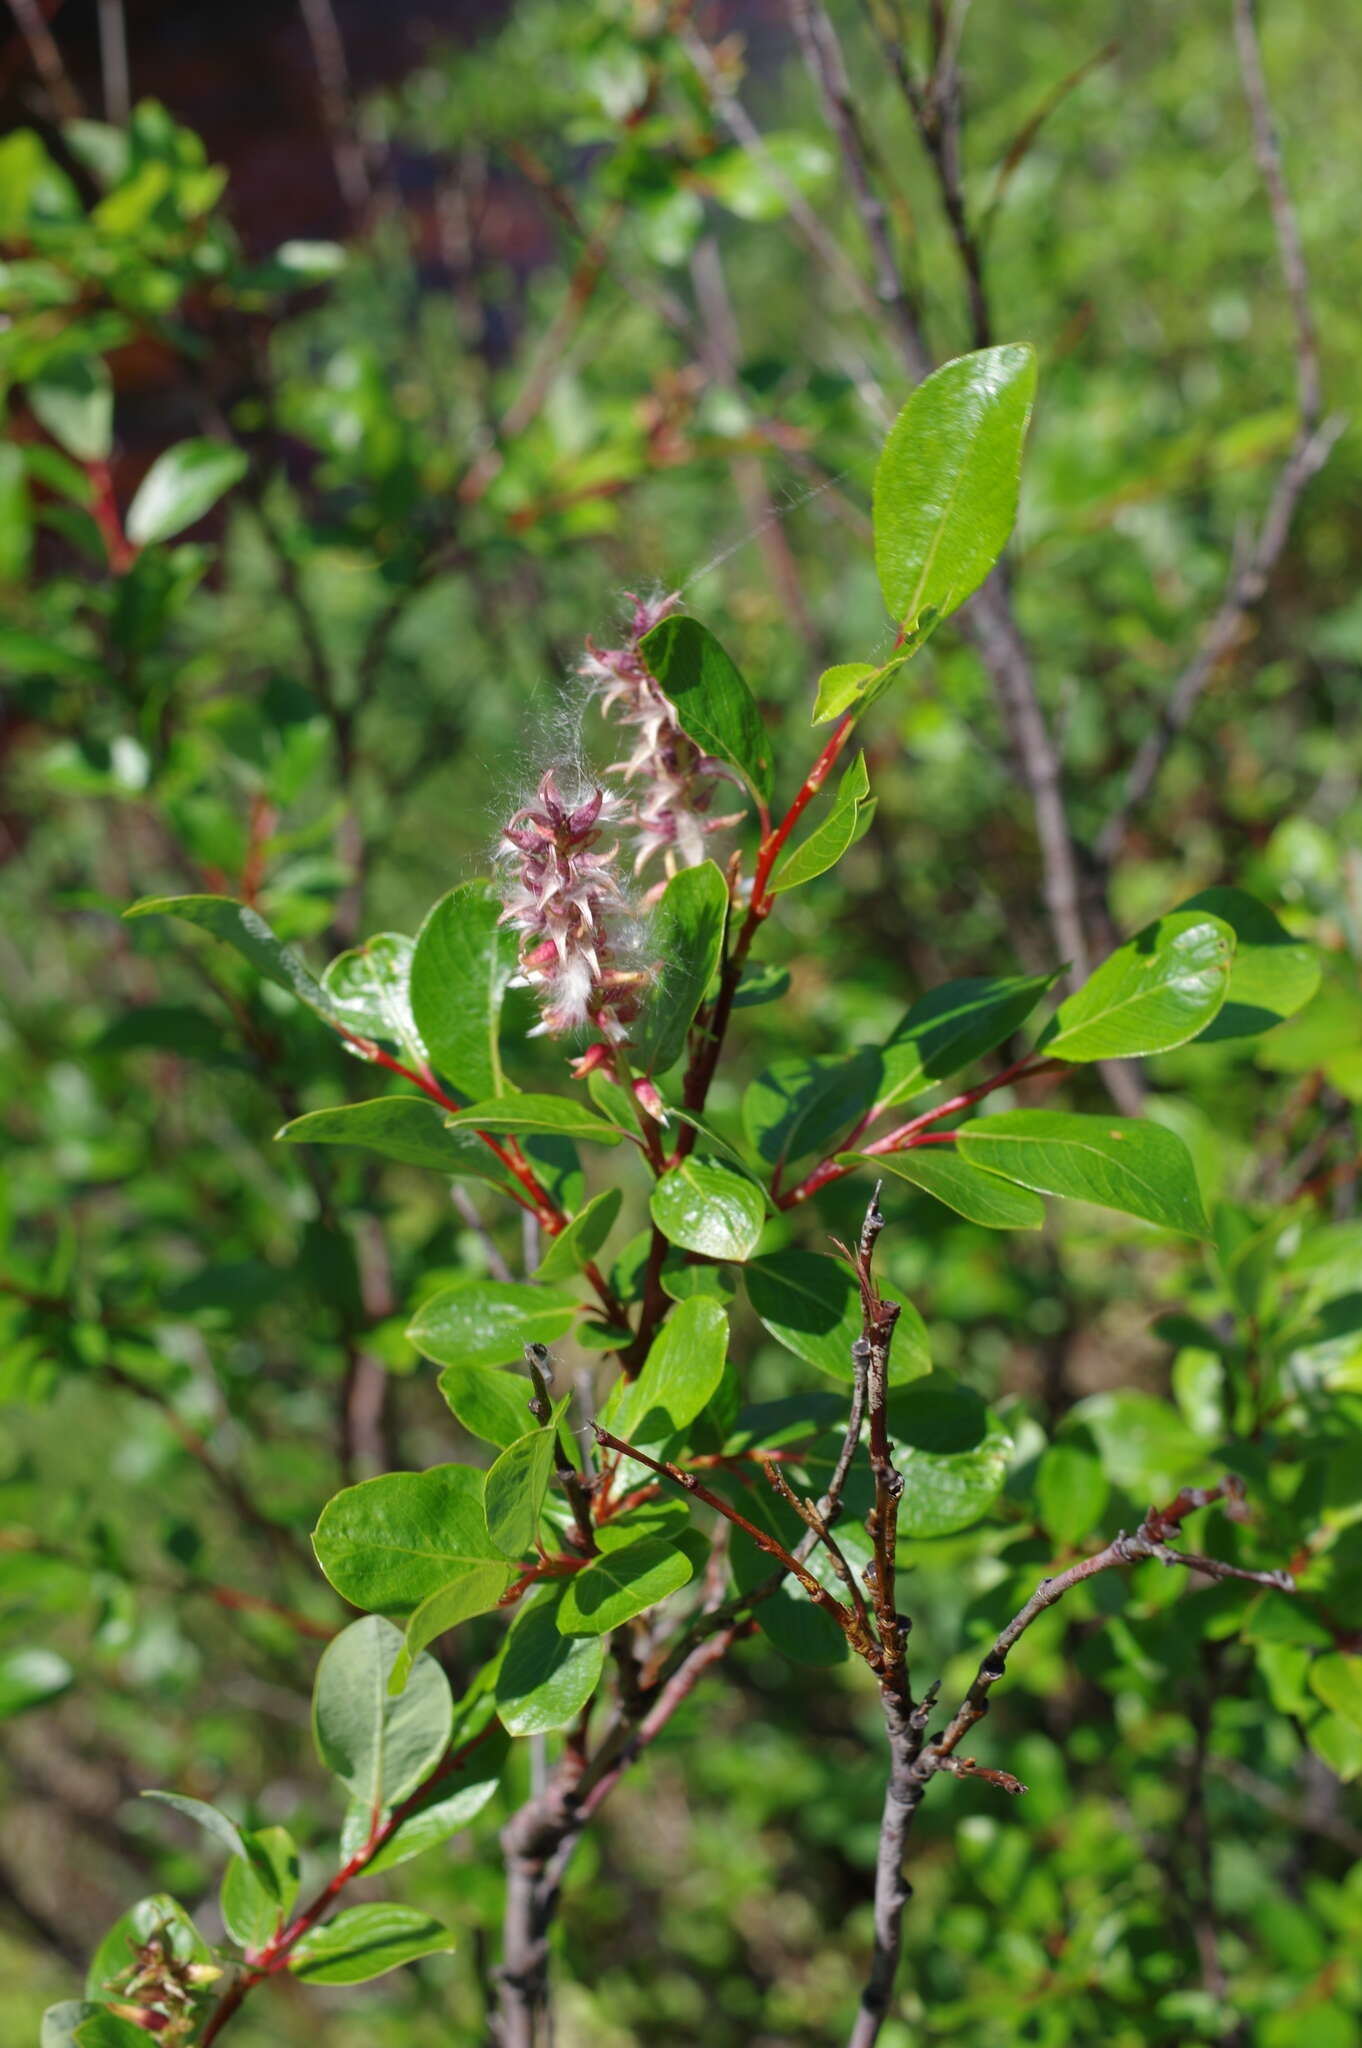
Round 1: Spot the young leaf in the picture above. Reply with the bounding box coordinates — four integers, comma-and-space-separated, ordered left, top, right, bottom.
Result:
495, 1589, 607, 1736
406, 1279, 579, 1370
288, 1903, 453, 1984
745, 1250, 929, 1384
859, 1149, 1045, 1228
484, 1425, 558, 1560
124, 895, 338, 1022
608, 1296, 729, 1445
341, 1727, 509, 1873
649, 1157, 766, 1262
438, 1363, 538, 1448
219, 1826, 299, 1950
322, 933, 424, 1060
637, 615, 773, 802
125, 439, 248, 545
1177, 886, 1321, 1041
767, 752, 872, 893
312, 1464, 506, 1612
956, 1110, 1208, 1235
85, 1894, 211, 1999
534, 1187, 623, 1282
444, 1094, 624, 1146
1037, 911, 1235, 1060
634, 860, 729, 1074
557, 1537, 694, 1635
278, 1098, 514, 1183
390, 1564, 515, 1694
878, 972, 1057, 1109
409, 884, 519, 1100
312, 1616, 451, 1809
873, 343, 1037, 631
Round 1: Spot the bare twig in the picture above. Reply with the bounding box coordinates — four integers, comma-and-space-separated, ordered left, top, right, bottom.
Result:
1097, 0, 1338, 862
297, 0, 371, 214
96, 0, 130, 125
5, 0, 81, 118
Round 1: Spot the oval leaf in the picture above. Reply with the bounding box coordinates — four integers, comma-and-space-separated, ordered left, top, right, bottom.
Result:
860, 1149, 1045, 1229
438, 1363, 539, 1448
557, 1537, 694, 1635
484, 1426, 558, 1560
1178, 886, 1321, 1042
312, 1464, 505, 1612
650, 1157, 766, 1262
534, 1186, 623, 1282
745, 1250, 929, 1385
609, 1296, 729, 1446
956, 1110, 1208, 1236
495, 1589, 607, 1736
289, 1903, 453, 1985
1038, 911, 1235, 1061
126, 438, 248, 545
278, 1098, 515, 1183
445, 1094, 624, 1146
637, 615, 773, 801
407, 1278, 579, 1370
312, 1616, 451, 1809
635, 860, 729, 1074
390, 1564, 515, 1695
410, 884, 519, 1101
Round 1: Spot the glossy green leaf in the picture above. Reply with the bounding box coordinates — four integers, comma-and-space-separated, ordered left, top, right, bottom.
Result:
745, 1250, 929, 1384
312, 1464, 505, 1612
312, 1616, 451, 1809
438, 1363, 538, 1448
956, 1110, 1208, 1235
635, 859, 729, 1073
278, 1098, 512, 1182
1178, 886, 1321, 1041
873, 343, 1037, 631
1038, 911, 1234, 1060
535, 1187, 623, 1282
124, 894, 337, 1021
557, 1537, 694, 1635
767, 752, 871, 893
219, 1827, 298, 1950
878, 972, 1057, 1109
29, 356, 112, 462
407, 1279, 579, 1370
609, 1296, 729, 1445
1034, 1442, 1109, 1547
743, 1049, 883, 1172
650, 1157, 766, 1262
495, 1589, 607, 1736
484, 1425, 558, 1560
391, 1564, 515, 1694
341, 1727, 509, 1873
860, 1149, 1045, 1228
125, 439, 248, 544
638, 615, 773, 801
410, 884, 519, 1100
322, 933, 423, 1059
289, 1903, 453, 1984
445, 1094, 624, 1146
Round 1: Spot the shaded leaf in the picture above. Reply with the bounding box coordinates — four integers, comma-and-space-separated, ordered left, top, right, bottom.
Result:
289, 1903, 453, 1984
312, 1616, 451, 1809
557, 1537, 694, 1635
438, 1362, 538, 1449
635, 859, 729, 1074
878, 972, 1057, 1109
495, 1589, 606, 1736
768, 752, 872, 892
1179, 886, 1321, 1041
638, 615, 773, 801
745, 1250, 929, 1384
342, 1727, 509, 1873
534, 1187, 622, 1282
278, 1098, 512, 1183
391, 1564, 515, 1694
484, 1426, 558, 1560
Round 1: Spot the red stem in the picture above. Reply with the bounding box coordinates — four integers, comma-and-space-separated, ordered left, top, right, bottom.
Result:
87, 459, 137, 575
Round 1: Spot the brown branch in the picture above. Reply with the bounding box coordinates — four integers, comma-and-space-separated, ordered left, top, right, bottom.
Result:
5, 0, 81, 117
296, 0, 371, 214
1097, 0, 1338, 862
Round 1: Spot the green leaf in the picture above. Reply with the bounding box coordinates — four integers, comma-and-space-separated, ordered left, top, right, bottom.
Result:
29, 356, 112, 462
534, 1187, 623, 1282
484, 1426, 558, 1560
322, 933, 423, 1060
1038, 911, 1235, 1061
41, 2006, 105, 2048
125, 438, 248, 544
86, 1895, 210, 1999
889, 1377, 1012, 1536
745, 1250, 929, 1384
438, 1363, 538, 1448
391, 1564, 515, 1694
860, 1149, 1045, 1228
278, 1098, 512, 1182
609, 1296, 729, 1445
873, 343, 1037, 631
650, 1157, 766, 1262
743, 1049, 883, 1172
557, 1537, 694, 1635
410, 884, 519, 1100
1178, 887, 1321, 1041
342, 1727, 509, 1873
956, 1110, 1209, 1236
1309, 1652, 1362, 1733
637, 615, 773, 802
289, 1903, 453, 1984
0, 1645, 72, 1716
312, 1616, 451, 1809
140, 1791, 263, 1878
407, 1279, 579, 1370
1034, 1442, 1109, 1547
878, 972, 1057, 1109
495, 1588, 607, 1736
73, 2017, 155, 2048
445, 1094, 624, 1146
768, 752, 872, 893
124, 894, 337, 1021
312, 1465, 505, 1612
219, 1826, 299, 1950
635, 860, 729, 1074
